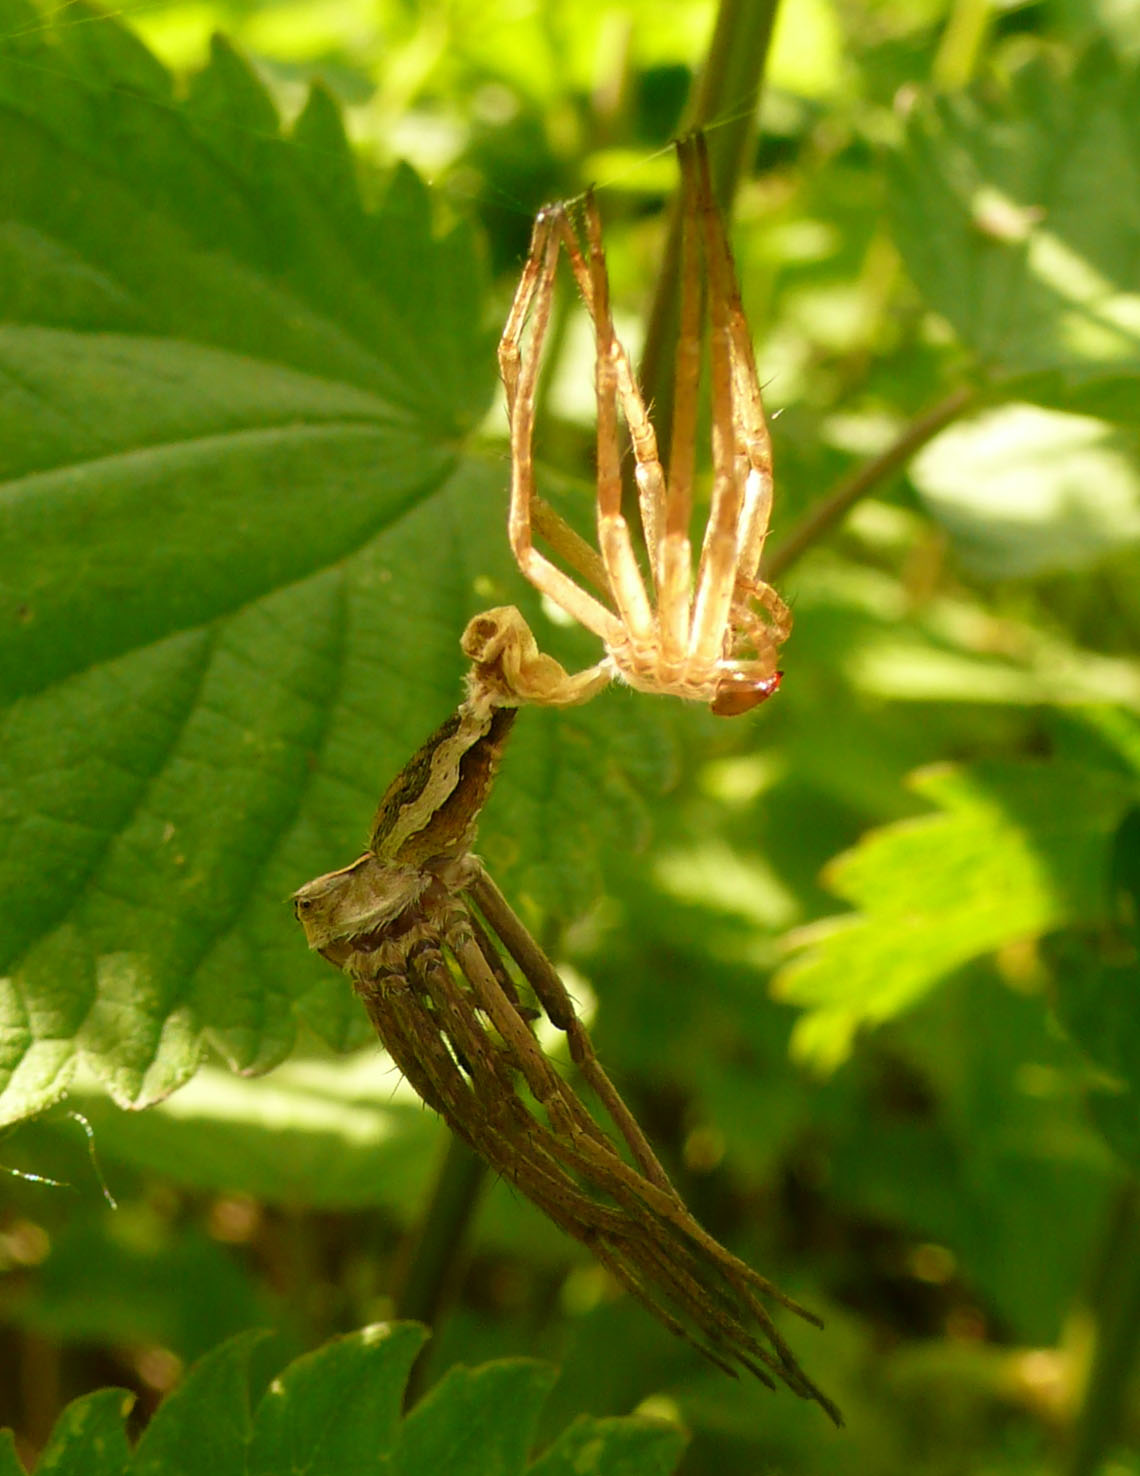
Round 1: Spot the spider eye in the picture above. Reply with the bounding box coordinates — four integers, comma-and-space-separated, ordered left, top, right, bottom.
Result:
710, 670, 783, 718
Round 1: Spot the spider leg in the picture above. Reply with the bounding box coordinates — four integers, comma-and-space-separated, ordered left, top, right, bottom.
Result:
586, 1232, 750, 1381
685, 137, 745, 671
729, 580, 792, 663
373, 942, 589, 1222
414, 908, 686, 1246
651, 140, 709, 672
691, 133, 776, 589
361, 936, 842, 1418
354, 962, 475, 1128
567, 197, 659, 663
444, 901, 708, 1237
460, 869, 840, 1416
500, 208, 628, 651
549, 210, 669, 598
444, 905, 606, 1151
466, 864, 674, 1195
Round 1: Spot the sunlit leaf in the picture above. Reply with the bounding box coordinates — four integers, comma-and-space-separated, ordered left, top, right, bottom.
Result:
0, 3, 670, 1127
910, 403, 1140, 577
768, 0, 843, 99
66, 1056, 443, 1211
774, 760, 1138, 1070
889, 45, 1140, 418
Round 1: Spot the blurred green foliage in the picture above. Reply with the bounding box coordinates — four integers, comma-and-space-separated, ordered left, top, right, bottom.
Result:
2, 0, 1139, 1472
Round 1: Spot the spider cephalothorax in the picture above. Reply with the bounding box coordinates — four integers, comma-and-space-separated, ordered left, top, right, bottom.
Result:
497, 132, 790, 716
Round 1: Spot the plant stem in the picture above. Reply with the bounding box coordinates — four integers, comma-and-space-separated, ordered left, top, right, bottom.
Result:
764, 384, 978, 579
932, 0, 993, 90
1065, 1177, 1140, 1476
395, 1132, 487, 1403
638, 0, 783, 466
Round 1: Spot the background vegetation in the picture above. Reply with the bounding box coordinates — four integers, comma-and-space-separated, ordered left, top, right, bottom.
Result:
1, 0, 1139, 1471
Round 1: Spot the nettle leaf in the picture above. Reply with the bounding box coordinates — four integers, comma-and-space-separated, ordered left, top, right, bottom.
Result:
393, 1360, 557, 1476
1051, 807, 1140, 1166
910, 403, 1140, 578
527, 1417, 686, 1476
0, 3, 672, 1126
26, 1389, 132, 1476
247, 1324, 427, 1476
889, 45, 1140, 417
17, 1326, 686, 1475
133, 1330, 266, 1476
774, 760, 1138, 1070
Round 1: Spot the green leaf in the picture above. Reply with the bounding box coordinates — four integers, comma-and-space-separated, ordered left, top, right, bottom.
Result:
392, 1360, 555, 1476
527, 1415, 686, 1476
774, 759, 1138, 1069
11, 1217, 273, 1361
32, 1389, 132, 1476
247, 1324, 428, 1475
67, 1057, 444, 1211
0, 1434, 23, 1476
16, 1328, 686, 1475
889, 45, 1140, 412
826, 969, 1114, 1343
910, 403, 1140, 578
132, 1330, 266, 1476
1054, 951, 1140, 1109
0, 3, 671, 1127
1051, 806, 1140, 1165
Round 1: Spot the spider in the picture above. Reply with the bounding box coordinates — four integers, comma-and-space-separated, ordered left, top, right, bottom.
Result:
497, 131, 791, 717
294, 643, 841, 1424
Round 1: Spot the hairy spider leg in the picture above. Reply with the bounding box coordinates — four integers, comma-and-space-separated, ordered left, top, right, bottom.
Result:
449, 917, 700, 1239
467, 864, 674, 1194
631, 1227, 791, 1386
572, 198, 659, 666
499, 209, 627, 652
456, 883, 826, 1372
575, 204, 670, 599
689, 133, 776, 590
550, 207, 670, 593
436, 920, 707, 1264
429, 940, 769, 1385
354, 910, 843, 1417
551, 205, 700, 688
445, 914, 605, 1149
377, 960, 776, 1387
688, 135, 791, 674
588, 1233, 746, 1379
688, 139, 747, 672
656, 142, 704, 673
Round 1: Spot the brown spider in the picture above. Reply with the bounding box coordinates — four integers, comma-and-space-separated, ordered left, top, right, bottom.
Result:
294, 638, 841, 1424
496, 132, 791, 717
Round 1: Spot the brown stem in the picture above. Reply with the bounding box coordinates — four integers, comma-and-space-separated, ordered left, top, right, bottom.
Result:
764, 384, 979, 580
